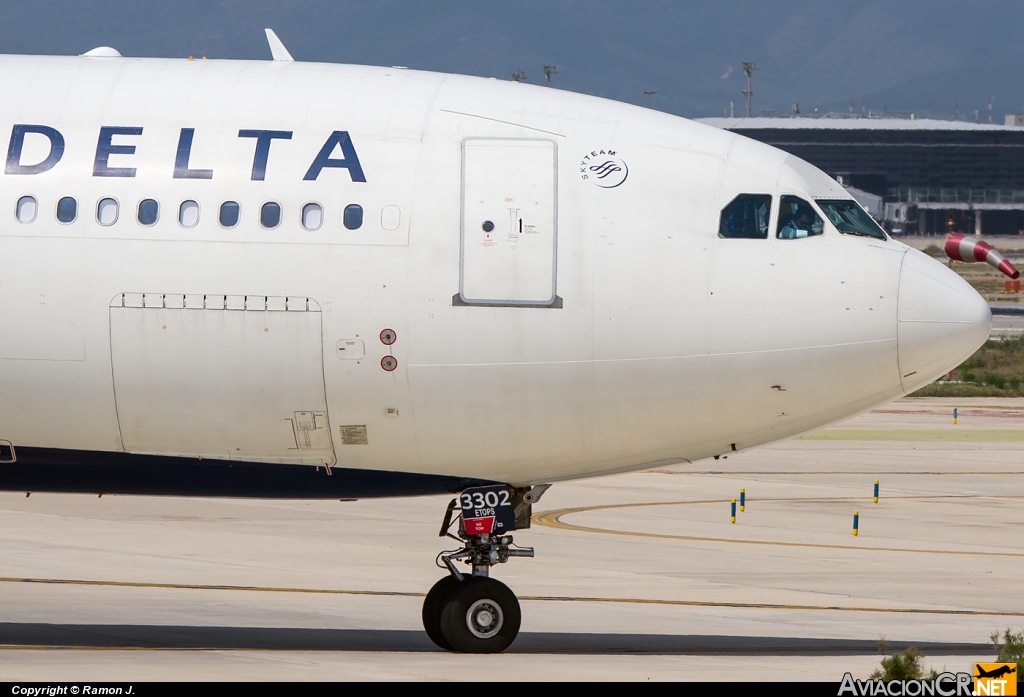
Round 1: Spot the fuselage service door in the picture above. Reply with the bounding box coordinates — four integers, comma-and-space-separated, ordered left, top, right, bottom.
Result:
109, 293, 335, 466
459, 138, 558, 306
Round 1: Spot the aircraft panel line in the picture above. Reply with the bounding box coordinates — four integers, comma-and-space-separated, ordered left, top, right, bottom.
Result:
406, 338, 897, 368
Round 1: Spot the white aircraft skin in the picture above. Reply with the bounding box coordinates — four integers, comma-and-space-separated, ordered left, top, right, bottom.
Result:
0, 52, 990, 496
0, 47, 993, 654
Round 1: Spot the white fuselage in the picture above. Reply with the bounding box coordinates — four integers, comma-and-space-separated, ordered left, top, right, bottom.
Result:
0, 54, 990, 492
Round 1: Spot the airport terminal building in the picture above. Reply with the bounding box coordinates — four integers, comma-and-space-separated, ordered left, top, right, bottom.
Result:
700, 116, 1024, 237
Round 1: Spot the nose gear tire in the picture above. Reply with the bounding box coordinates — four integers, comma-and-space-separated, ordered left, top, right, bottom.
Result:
422, 575, 460, 650
439, 576, 521, 653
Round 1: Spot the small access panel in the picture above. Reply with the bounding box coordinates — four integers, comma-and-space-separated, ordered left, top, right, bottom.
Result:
458, 138, 559, 307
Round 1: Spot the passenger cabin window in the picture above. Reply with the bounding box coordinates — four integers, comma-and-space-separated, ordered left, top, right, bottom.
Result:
16, 196, 37, 223
777, 195, 824, 239
97, 198, 119, 226
260, 202, 281, 229
816, 199, 887, 240
219, 201, 239, 228
56, 197, 77, 223
137, 199, 159, 226
179, 200, 200, 228
343, 204, 363, 230
301, 203, 323, 231
719, 194, 771, 239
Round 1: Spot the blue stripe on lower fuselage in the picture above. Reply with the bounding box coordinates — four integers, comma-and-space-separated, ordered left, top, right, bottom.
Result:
0, 446, 492, 499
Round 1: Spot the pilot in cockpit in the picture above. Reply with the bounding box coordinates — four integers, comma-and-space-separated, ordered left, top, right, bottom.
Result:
779, 205, 816, 239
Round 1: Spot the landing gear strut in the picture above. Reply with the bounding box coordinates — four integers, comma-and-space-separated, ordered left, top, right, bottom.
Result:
422, 484, 549, 653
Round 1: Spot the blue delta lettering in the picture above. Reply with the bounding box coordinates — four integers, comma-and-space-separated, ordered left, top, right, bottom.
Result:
5, 125, 64, 175
4, 125, 366, 182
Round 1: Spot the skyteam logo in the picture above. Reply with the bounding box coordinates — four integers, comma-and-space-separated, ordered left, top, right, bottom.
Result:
580, 149, 628, 188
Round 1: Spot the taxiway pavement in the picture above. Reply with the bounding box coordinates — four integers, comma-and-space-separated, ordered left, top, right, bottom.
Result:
0, 397, 1021, 681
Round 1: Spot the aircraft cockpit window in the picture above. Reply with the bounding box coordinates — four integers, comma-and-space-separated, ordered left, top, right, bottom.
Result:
816, 199, 887, 240
219, 201, 240, 228
16, 196, 37, 223
137, 199, 159, 226
97, 197, 119, 226
719, 194, 771, 239
776, 195, 824, 239
301, 202, 323, 231
179, 200, 200, 228
260, 202, 281, 229
343, 204, 363, 230
56, 197, 77, 224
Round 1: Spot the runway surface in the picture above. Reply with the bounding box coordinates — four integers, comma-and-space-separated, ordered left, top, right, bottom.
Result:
0, 396, 1021, 680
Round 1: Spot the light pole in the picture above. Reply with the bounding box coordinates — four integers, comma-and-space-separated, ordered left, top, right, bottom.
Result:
644, 90, 657, 108
742, 61, 758, 117
543, 65, 558, 87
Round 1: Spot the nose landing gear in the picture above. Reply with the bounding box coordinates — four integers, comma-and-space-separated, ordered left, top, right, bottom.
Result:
425, 574, 521, 653
422, 484, 549, 653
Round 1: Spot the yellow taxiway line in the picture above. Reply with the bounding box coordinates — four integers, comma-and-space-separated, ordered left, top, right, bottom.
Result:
799, 429, 1024, 441
656, 471, 1024, 476
0, 576, 1020, 618
531, 495, 1024, 558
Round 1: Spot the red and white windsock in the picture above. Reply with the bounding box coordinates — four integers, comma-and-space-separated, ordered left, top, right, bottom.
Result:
944, 233, 1019, 279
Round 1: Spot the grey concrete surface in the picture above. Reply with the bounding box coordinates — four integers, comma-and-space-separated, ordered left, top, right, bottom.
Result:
991, 309, 1024, 339
0, 397, 1021, 681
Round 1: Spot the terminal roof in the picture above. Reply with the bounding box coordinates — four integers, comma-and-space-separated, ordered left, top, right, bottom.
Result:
699, 117, 1022, 132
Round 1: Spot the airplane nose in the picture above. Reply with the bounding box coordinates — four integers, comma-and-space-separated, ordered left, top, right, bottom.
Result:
897, 248, 991, 393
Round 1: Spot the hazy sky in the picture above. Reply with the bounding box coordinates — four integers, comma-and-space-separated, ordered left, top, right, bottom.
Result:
2, 1, 1022, 120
